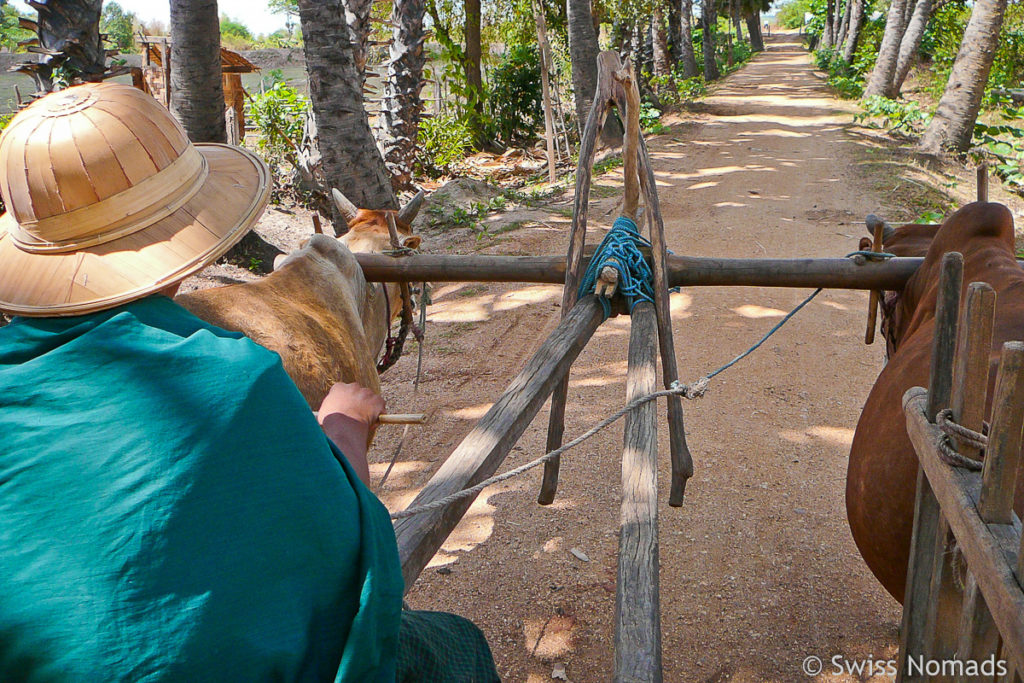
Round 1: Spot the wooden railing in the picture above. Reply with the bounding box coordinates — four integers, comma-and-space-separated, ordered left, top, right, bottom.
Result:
899, 251, 1024, 682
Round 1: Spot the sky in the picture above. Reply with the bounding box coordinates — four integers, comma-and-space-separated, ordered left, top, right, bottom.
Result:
11, 0, 290, 37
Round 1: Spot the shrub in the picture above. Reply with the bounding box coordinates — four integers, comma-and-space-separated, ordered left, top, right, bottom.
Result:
488, 44, 544, 147
777, 0, 813, 29
974, 111, 1024, 191
416, 112, 474, 175
855, 95, 932, 135
246, 80, 309, 168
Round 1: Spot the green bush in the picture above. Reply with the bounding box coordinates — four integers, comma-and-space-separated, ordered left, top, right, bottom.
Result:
639, 101, 662, 131
855, 95, 932, 135
814, 48, 864, 98
974, 110, 1024, 191
488, 44, 544, 146
777, 0, 813, 29
416, 112, 474, 175
246, 81, 309, 167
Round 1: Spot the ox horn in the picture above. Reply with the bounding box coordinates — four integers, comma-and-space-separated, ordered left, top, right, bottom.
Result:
865, 214, 895, 242
331, 188, 360, 227
397, 190, 425, 225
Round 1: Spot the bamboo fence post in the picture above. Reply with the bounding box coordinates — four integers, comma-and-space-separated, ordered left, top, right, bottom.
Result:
539, 51, 619, 505
897, 252, 963, 682
614, 301, 663, 681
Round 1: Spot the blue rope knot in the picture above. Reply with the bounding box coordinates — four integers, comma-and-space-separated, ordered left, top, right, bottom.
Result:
578, 216, 656, 319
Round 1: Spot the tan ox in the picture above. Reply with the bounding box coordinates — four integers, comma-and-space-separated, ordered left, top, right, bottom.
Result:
176, 190, 423, 415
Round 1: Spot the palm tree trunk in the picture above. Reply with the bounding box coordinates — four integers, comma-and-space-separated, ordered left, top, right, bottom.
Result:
380, 0, 426, 191
863, 0, 909, 97
667, 0, 683, 66
297, 0, 397, 216
170, 0, 225, 144
679, 0, 699, 77
841, 0, 865, 62
835, 0, 851, 48
822, 0, 835, 48
701, 0, 720, 80
919, 0, 1008, 154
745, 12, 764, 51
653, 6, 671, 79
343, 0, 372, 77
567, 0, 622, 143
890, 0, 931, 95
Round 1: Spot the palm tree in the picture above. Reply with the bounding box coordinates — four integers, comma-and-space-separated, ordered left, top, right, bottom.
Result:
379, 0, 426, 190
343, 0, 372, 76
841, 0, 865, 62
701, 0, 719, 81
170, 0, 225, 143
297, 0, 397, 215
890, 0, 932, 95
863, 0, 909, 97
16, 0, 106, 93
679, 0, 699, 77
567, 0, 622, 143
919, 0, 1008, 154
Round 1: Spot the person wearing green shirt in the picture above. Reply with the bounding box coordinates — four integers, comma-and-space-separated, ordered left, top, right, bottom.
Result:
0, 83, 499, 682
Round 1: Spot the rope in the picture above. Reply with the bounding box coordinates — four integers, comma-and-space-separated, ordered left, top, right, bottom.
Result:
390, 385, 690, 520
935, 409, 986, 471
390, 284, 827, 520
578, 216, 655, 319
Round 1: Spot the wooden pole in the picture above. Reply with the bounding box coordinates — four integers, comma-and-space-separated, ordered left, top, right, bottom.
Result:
533, 0, 558, 184
354, 252, 943, 290
614, 301, 663, 681
898, 252, 963, 682
978, 163, 989, 203
394, 296, 605, 588
864, 215, 885, 344
539, 51, 619, 506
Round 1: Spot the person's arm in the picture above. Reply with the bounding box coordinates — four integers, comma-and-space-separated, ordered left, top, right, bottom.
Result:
317, 382, 385, 487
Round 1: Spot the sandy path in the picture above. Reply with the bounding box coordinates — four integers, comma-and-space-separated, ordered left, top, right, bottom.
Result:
376, 33, 905, 681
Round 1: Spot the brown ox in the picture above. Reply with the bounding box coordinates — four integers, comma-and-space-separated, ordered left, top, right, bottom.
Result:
176, 190, 423, 416
847, 202, 1024, 603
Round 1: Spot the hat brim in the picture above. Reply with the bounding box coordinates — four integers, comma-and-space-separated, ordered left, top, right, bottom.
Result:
0, 143, 271, 317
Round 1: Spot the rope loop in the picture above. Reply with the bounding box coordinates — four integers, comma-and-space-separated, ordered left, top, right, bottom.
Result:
934, 408, 986, 471
578, 216, 655, 319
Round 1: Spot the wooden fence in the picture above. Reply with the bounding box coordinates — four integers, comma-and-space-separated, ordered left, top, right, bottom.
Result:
900, 251, 1024, 682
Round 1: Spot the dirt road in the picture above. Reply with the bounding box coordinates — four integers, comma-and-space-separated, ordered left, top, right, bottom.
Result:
377, 33, 906, 681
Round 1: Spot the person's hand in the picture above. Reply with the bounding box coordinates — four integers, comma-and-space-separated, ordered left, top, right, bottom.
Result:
317, 382, 384, 487
318, 382, 385, 430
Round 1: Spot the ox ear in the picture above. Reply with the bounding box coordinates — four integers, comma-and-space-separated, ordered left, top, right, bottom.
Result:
402, 235, 422, 250
865, 214, 895, 242
331, 188, 360, 228
397, 190, 425, 225
273, 253, 289, 270
859, 237, 872, 251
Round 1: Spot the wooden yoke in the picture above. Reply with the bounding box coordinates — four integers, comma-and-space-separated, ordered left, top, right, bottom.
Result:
539, 51, 623, 505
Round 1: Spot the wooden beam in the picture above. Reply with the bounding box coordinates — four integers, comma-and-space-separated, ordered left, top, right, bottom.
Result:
394, 296, 605, 589
614, 302, 663, 682
354, 253, 935, 290
899, 252, 962, 682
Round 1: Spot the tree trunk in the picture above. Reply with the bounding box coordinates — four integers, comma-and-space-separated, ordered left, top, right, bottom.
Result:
822, 0, 835, 48
701, 0, 720, 80
18, 0, 105, 92
380, 0, 426, 191
745, 12, 764, 51
567, 0, 622, 143
863, 0, 909, 97
464, 0, 482, 110
919, 0, 1008, 154
170, 0, 225, 144
841, 0, 865, 62
835, 0, 851, 48
343, 0, 372, 77
733, 0, 743, 41
653, 6, 671, 79
667, 0, 683, 66
890, 0, 931, 95
297, 0, 397, 217
679, 0, 699, 76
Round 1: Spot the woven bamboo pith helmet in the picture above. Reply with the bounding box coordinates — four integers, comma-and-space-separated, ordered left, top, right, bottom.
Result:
0, 82, 271, 316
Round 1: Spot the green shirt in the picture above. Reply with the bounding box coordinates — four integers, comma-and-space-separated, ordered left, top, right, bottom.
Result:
0, 296, 403, 682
